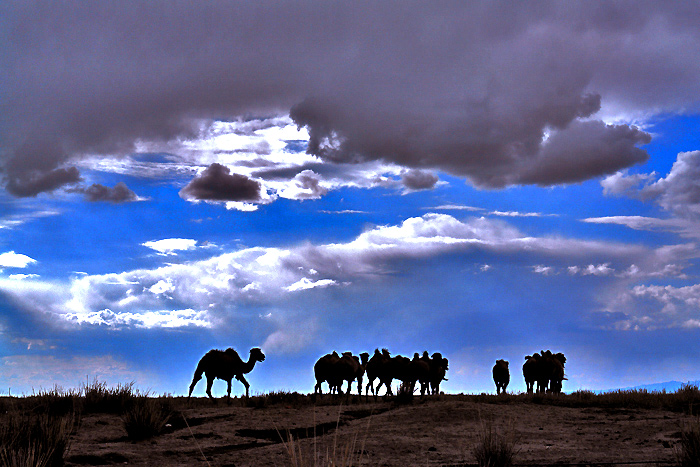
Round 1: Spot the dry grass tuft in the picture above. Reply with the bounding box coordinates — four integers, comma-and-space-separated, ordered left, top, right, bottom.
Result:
121, 396, 173, 441
82, 378, 138, 413
0, 410, 75, 467
281, 407, 370, 467
472, 421, 519, 467
677, 417, 700, 467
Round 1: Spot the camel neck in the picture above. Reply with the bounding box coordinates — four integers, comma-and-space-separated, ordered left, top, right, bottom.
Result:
242, 356, 257, 373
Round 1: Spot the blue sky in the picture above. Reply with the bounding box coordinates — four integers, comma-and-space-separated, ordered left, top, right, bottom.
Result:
2, 3, 700, 396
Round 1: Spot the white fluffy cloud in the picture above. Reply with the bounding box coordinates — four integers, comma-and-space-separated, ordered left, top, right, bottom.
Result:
0, 251, 37, 269
600, 151, 700, 237
609, 284, 700, 331
142, 239, 198, 256
0, 213, 689, 332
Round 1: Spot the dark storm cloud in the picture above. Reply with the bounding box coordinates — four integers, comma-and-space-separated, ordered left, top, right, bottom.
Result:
5, 167, 81, 197
401, 170, 439, 191
179, 163, 261, 202
82, 182, 139, 203
3, 2, 700, 196
518, 121, 651, 186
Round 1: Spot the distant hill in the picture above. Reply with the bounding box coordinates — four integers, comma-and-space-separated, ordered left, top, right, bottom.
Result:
600, 380, 700, 393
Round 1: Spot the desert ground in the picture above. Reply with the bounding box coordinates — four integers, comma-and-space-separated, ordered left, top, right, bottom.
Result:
58, 393, 691, 467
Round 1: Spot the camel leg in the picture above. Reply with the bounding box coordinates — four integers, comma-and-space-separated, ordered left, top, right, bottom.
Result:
226, 379, 232, 403
188, 376, 200, 398
379, 378, 393, 398
236, 374, 250, 398
205, 376, 214, 399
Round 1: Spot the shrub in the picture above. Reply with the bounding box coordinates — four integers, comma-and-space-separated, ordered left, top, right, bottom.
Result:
392, 383, 414, 406
0, 410, 75, 467
122, 396, 173, 441
472, 422, 519, 467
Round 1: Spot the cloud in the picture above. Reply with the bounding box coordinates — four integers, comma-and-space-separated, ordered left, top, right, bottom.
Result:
11, 337, 55, 350
598, 151, 700, 237
533, 265, 556, 275
62, 308, 213, 329
583, 215, 692, 235
81, 182, 140, 203
491, 211, 555, 218
603, 151, 700, 219
179, 163, 262, 203
0, 354, 152, 394
285, 278, 337, 292
142, 238, 198, 256
401, 170, 439, 191
278, 170, 328, 200
600, 171, 656, 197
5, 167, 81, 197
608, 284, 700, 331
429, 205, 483, 212
6, 3, 700, 196
641, 151, 700, 218
0, 213, 686, 333
0, 210, 60, 230
0, 251, 37, 269
516, 121, 650, 187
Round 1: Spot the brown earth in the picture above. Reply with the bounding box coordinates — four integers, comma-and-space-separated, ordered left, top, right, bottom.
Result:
64, 395, 688, 467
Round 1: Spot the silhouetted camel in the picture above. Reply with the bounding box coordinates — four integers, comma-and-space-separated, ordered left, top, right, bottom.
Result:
523, 353, 540, 393
188, 347, 265, 401
541, 350, 567, 394
314, 351, 341, 395
523, 350, 567, 394
428, 352, 449, 394
492, 359, 510, 394
334, 351, 369, 397
365, 348, 388, 400
407, 352, 431, 396
376, 353, 411, 398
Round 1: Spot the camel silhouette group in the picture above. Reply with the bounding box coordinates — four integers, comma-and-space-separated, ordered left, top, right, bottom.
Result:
314, 348, 449, 400
186, 346, 566, 400
491, 350, 567, 395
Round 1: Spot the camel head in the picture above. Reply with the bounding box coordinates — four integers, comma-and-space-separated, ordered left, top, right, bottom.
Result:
250, 347, 266, 362
359, 352, 370, 365
496, 359, 509, 368
554, 352, 567, 365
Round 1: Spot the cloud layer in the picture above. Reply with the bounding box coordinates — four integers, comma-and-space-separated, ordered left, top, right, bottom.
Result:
5, 3, 700, 196
0, 213, 690, 334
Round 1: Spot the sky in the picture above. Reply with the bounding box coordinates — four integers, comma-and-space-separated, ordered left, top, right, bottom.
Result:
2, 2, 700, 396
